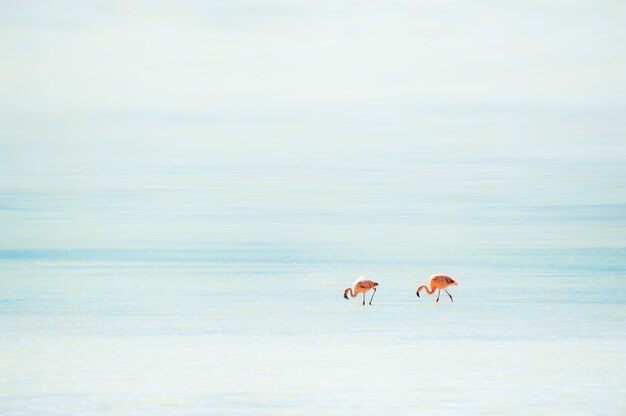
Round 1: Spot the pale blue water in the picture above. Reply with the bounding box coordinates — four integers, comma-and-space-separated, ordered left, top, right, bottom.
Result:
1, 156, 625, 415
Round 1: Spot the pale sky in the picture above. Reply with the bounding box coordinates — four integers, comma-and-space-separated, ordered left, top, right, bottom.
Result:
0, 1, 624, 164
2, 1, 625, 114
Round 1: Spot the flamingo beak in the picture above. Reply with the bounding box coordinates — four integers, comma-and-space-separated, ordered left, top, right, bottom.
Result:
344, 293, 349, 300
416, 291, 420, 298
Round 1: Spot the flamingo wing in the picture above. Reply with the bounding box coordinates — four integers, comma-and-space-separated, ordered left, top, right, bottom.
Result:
356, 279, 379, 290
430, 274, 456, 285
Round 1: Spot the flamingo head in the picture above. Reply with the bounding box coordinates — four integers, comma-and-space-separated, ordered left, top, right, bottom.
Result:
343, 288, 350, 300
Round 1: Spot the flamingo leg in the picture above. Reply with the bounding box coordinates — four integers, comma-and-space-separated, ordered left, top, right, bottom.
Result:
444, 289, 453, 302
436, 289, 441, 302
369, 288, 376, 305
362, 293, 366, 305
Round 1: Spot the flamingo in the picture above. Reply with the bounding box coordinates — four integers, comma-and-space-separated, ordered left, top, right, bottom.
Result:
343, 275, 379, 305
416, 274, 458, 302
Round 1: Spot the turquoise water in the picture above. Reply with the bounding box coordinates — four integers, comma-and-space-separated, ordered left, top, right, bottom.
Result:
1, 156, 625, 415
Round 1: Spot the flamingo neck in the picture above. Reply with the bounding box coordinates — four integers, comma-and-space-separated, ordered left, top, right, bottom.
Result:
417, 285, 435, 295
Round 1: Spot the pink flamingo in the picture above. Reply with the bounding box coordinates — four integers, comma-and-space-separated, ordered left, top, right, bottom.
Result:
416, 274, 458, 302
343, 275, 379, 305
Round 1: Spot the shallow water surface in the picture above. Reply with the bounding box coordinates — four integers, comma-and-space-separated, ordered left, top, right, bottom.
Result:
1, 245, 625, 415
1, 130, 626, 415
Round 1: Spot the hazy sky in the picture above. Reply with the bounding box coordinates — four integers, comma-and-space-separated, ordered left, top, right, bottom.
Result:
2, 1, 626, 113
1, 0, 624, 165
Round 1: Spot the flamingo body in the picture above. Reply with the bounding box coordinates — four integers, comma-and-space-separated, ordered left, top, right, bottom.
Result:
416, 274, 458, 302
344, 275, 379, 305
